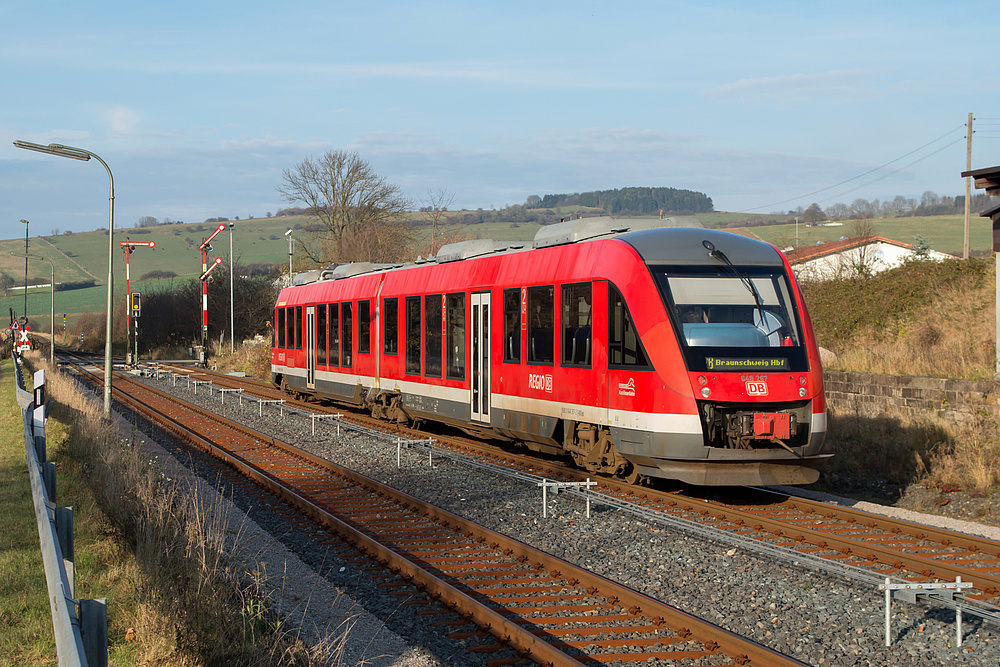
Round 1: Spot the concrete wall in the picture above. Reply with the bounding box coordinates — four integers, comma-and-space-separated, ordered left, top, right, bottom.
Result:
823, 371, 997, 424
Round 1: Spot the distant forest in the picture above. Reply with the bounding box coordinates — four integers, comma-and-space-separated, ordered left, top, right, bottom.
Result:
527, 187, 714, 216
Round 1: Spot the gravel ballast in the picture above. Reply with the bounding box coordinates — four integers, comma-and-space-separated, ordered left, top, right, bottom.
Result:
127, 372, 1000, 666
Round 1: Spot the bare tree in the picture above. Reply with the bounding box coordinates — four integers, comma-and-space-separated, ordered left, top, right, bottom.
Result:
421, 188, 456, 256
848, 218, 877, 239
277, 150, 411, 265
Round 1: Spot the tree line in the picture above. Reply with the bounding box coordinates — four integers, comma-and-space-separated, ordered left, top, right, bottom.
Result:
526, 187, 714, 216
786, 192, 995, 223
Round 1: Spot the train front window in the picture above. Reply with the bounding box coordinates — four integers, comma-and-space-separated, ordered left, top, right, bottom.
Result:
653, 266, 808, 372
662, 272, 801, 347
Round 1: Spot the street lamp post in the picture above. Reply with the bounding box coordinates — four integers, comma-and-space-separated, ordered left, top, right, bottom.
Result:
14, 140, 115, 420
285, 229, 294, 279
20, 219, 29, 318
11, 252, 54, 369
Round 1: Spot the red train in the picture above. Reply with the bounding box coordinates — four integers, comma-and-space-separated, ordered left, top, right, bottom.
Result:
272, 217, 830, 486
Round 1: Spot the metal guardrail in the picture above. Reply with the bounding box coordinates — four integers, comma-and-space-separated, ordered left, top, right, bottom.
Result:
15, 352, 107, 667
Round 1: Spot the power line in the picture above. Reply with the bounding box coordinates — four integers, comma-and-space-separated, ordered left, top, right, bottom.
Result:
740, 124, 966, 213
814, 136, 965, 206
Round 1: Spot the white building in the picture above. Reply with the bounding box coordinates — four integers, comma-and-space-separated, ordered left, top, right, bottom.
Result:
784, 236, 955, 282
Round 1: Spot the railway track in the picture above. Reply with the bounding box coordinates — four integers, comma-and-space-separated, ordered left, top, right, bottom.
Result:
70, 361, 803, 667
141, 362, 1000, 611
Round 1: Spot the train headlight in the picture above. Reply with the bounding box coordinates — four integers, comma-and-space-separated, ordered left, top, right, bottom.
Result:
799, 387, 807, 397
701, 387, 711, 398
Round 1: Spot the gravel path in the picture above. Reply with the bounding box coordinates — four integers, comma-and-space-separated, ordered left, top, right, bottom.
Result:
127, 372, 1000, 666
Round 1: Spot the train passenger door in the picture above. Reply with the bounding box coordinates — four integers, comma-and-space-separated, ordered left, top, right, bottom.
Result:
471, 292, 490, 424
306, 305, 316, 389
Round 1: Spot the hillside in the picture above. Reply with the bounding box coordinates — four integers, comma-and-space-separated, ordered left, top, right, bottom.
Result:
801, 256, 995, 381
2, 210, 991, 329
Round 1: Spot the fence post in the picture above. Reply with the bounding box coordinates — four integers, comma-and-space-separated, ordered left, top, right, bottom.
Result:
55, 506, 75, 597
80, 598, 109, 667
32, 369, 46, 461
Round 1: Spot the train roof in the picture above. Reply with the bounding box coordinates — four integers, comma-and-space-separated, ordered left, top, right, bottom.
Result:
288, 215, 782, 287
619, 226, 785, 266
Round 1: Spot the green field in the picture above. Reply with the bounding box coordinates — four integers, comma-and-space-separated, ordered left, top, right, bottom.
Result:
1, 211, 991, 329
747, 214, 990, 256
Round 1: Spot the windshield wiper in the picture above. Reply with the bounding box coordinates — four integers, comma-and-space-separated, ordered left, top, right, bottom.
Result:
702, 239, 767, 325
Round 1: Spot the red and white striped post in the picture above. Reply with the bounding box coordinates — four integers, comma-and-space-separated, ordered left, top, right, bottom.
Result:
198, 223, 227, 365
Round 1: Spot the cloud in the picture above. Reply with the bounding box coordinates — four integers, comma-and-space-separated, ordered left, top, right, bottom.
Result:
105, 106, 142, 135
708, 68, 889, 104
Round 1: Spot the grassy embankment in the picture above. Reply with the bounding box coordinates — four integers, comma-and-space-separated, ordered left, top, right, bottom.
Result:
1, 355, 337, 666
802, 256, 999, 495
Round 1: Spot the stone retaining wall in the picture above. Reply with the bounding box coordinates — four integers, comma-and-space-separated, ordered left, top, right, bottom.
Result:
823, 371, 997, 424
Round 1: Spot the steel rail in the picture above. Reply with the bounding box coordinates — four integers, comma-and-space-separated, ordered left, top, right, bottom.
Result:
79, 366, 805, 667
147, 362, 1000, 601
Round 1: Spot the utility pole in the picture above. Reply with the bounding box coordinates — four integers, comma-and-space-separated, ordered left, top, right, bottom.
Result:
965, 112, 973, 260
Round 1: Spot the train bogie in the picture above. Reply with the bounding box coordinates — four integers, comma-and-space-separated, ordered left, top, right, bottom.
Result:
272, 216, 831, 486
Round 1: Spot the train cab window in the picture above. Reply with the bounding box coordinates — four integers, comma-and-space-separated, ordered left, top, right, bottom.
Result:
405, 296, 421, 375
503, 289, 521, 363
358, 300, 371, 354
527, 286, 554, 365
317, 304, 327, 365
659, 271, 802, 349
276, 308, 285, 349
424, 294, 443, 378
609, 285, 649, 368
295, 306, 303, 350
384, 298, 399, 355
330, 304, 340, 366
342, 302, 353, 369
446, 293, 466, 380
561, 282, 592, 367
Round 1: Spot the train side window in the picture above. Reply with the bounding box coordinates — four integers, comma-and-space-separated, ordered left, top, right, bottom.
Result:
330, 303, 340, 366
446, 293, 465, 380
317, 304, 327, 365
384, 298, 399, 355
358, 300, 371, 354
561, 282, 592, 367
424, 294, 442, 378
405, 296, 421, 375
276, 308, 285, 349
609, 285, 649, 368
295, 306, 303, 350
342, 302, 353, 368
527, 285, 554, 365
502, 288, 521, 363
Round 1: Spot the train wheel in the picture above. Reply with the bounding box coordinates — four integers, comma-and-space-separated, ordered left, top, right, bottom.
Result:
622, 462, 644, 486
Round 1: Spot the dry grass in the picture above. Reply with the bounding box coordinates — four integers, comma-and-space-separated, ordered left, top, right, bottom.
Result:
820, 398, 1000, 496
209, 338, 273, 381
824, 275, 996, 381
808, 260, 1000, 495
25, 354, 343, 665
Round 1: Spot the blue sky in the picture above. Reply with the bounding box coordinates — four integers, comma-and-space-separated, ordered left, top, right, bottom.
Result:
1, 1, 996, 238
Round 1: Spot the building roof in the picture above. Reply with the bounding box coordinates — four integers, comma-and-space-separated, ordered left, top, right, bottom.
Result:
784, 236, 902, 264
962, 165, 1000, 196
783, 235, 957, 264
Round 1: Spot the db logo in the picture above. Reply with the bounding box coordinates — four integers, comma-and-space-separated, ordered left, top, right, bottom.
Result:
528, 373, 553, 393
745, 381, 768, 396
